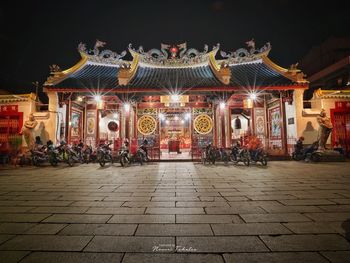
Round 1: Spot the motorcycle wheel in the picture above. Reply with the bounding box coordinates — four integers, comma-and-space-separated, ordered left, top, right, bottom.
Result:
67, 154, 74, 167
99, 157, 106, 167
201, 152, 206, 164
139, 154, 143, 166
230, 155, 238, 164
243, 158, 250, 166
120, 156, 127, 167
223, 155, 229, 165
50, 158, 58, 167
261, 157, 268, 166
209, 152, 216, 164
32, 156, 39, 166
311, 153, 320, 162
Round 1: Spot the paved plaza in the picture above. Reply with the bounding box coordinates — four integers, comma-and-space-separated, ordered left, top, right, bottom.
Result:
0, 161, 349, 262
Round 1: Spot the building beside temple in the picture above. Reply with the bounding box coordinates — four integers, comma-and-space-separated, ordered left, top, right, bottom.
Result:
300, 37, 350, 155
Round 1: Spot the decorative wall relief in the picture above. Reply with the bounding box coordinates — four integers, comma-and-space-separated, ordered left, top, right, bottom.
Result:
137, 115, 157, 135
194, 114, 213, 135
254, 108, 265, 136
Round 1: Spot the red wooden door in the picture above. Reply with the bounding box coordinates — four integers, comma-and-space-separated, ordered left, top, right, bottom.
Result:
332, 112, 350, 156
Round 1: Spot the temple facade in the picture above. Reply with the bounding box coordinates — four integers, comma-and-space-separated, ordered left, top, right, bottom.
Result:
38, 40, 308, 160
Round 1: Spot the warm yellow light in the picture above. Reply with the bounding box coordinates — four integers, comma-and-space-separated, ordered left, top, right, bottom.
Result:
124, 103, 130, 112
249, 93, 257, 100
171, 94, 180, 102
94, 95, 102, 102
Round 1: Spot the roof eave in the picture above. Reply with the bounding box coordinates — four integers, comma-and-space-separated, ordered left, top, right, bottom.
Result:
44, 53, 88, 86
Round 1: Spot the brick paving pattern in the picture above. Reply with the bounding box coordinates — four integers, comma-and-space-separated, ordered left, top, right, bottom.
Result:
0, 161, 349, 262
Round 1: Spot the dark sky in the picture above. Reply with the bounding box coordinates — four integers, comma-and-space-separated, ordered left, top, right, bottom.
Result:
0, 0, 349, 96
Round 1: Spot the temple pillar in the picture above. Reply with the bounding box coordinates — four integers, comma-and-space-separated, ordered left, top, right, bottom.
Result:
215, 106, 221, 147
47, 91, 59, 144
294, 89, 305, 139
225, 107, 231, 147
121, 109, 126, 140
129, 106, 135, 139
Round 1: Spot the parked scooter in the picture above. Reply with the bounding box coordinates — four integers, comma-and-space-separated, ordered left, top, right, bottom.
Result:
82, 145, 93, 164
30, 145, 49, 166
201, 144, 216, 164
97, 142, 114, 167
249, 148, 268, 166
201, 144, 229, 165
51, 141, 74, 167
292, 140, 319, 161
230, 144, 250, 166
119, 144, 145, 167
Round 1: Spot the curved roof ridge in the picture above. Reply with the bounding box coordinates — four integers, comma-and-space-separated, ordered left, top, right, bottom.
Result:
44, 54, 88, 86
262, 56, 308, 84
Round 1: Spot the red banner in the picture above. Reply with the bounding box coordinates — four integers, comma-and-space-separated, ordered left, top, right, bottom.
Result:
0, 105, 18, 113
335, 101, 350, 109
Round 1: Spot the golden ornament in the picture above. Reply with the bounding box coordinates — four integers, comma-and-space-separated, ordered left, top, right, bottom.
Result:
137, 115, 157, 135
194, 114, 213, 134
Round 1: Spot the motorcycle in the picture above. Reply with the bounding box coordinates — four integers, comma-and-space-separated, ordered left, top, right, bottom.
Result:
201, 146, 229, 165
66, 144, 83, 164
71, 144, 84, 164
53, 143, 74, 167
249, 148, 268, 166
230, 145, 250, 166
30, 145, 49, 166
97, 143, 114, 167
139, 145, 149, 162
201, 146, 215, 164
82, 145, 93, 164
292, 141, 319, 161
119, 146, 145, 166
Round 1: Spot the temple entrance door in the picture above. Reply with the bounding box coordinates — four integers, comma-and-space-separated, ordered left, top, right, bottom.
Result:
159, 108, 191, 160
332, 111, 350, 156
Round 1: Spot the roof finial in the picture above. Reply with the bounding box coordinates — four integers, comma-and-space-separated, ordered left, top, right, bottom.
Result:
94, 39, 106, 49
245, 38, 255, 50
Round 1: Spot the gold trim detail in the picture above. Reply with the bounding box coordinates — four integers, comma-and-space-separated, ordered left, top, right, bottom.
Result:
194, 114, 213, 134
118, 53, 139, 85
209, 51, 231, 85
137, 115, 157, 135
262, 56, 308, 84
314, 88, 350, 99
44, 54, 88, 86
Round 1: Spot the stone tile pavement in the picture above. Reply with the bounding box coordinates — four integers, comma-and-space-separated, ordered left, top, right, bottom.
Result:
0, 161, 349, 262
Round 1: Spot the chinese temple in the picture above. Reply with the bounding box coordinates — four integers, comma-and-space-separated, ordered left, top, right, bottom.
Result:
42, 40, 308, 160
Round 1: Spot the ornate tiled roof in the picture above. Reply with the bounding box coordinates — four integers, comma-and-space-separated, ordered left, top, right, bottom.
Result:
44, 40, 308, 90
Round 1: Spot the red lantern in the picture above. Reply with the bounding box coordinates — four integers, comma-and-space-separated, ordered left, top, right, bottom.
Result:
170, 46, 178, 53
170, 46, 178, 58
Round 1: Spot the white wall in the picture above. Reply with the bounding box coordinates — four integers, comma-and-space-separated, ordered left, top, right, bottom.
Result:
98, 112, 120, 142
285, 101, 297, 139
231, 114, 249, 139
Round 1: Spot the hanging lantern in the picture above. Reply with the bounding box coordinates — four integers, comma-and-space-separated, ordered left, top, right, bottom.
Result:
243, 98, 253, 108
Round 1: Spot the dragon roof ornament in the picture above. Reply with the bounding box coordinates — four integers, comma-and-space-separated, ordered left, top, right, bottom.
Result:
78, 40, 128, 65
220, 40, 271, 64
128, 43, 220, 67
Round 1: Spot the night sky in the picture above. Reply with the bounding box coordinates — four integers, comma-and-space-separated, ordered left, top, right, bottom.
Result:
0, 0, 349, 97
